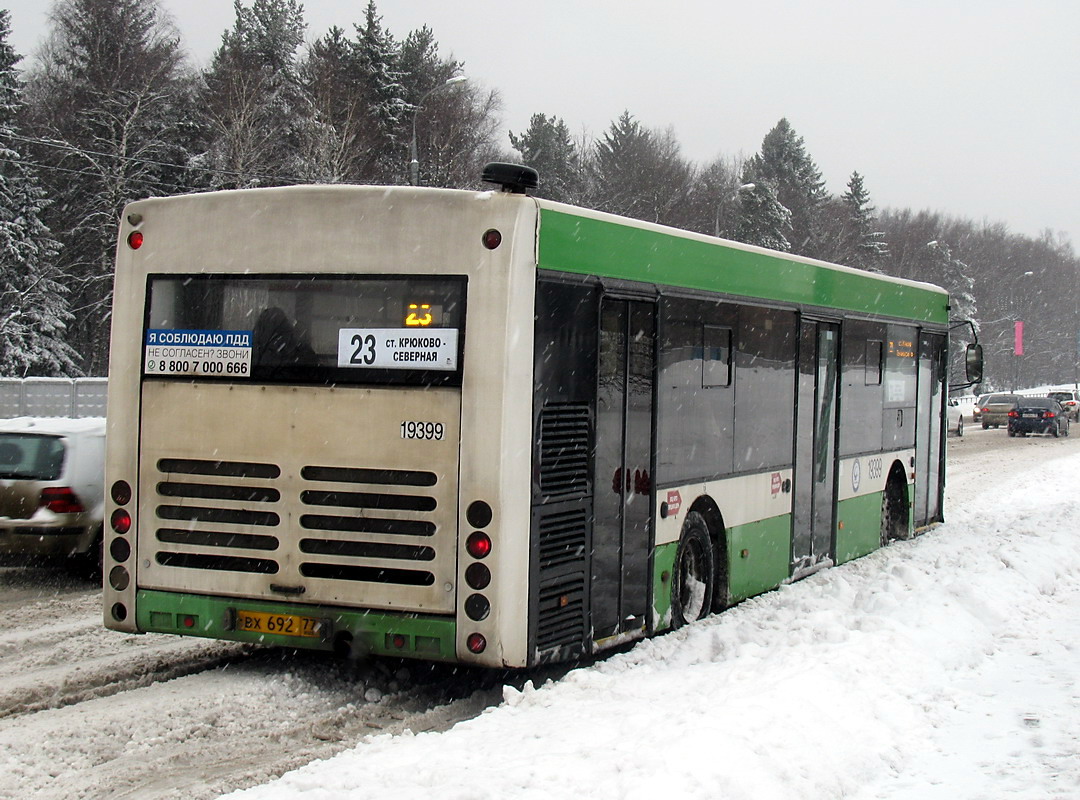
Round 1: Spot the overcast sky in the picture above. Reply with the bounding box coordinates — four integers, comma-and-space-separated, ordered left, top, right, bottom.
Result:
5, 0, 1079, 251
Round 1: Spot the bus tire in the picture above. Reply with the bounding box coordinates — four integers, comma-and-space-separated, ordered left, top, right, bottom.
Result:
879, 473, 909, 546
671, 511, 715, 628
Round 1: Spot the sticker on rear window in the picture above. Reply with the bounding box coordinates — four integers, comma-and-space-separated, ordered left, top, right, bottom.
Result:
144, 329, 252, 376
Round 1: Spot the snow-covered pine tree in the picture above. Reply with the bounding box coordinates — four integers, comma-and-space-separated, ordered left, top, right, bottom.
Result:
0, 10, 77, 376
202, 0, 307, 188
354, 1, 406, 183
742, 118, 827, 256
510, 113, 581, 204
840, 170, 888, 272
733, 173, 792, 252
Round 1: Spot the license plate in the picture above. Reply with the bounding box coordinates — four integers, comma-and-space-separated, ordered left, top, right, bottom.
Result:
1023, 413, 1038, 418
235, 609, 323, 638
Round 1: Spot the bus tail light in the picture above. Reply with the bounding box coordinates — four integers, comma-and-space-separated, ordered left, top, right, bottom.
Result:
466, 632, 486, 654
466, 531, 491, 559
127, 231, 143, 249
40, 487, 84, 514
111, 508, 132, 534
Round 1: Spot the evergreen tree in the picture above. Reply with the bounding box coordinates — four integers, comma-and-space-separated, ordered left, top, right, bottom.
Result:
353, 1, 406, 182
741, 118, 827, 256
840, 171, 888, 271
201, 0, 307, 188
22, 0, 195, 375
0, 10, 76, 376
510, 113, 581, 203
733, 176, 791, 252
590, 111, 694, 225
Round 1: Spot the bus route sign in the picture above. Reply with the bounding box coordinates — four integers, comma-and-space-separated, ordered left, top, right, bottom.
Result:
337, 328, 458, 371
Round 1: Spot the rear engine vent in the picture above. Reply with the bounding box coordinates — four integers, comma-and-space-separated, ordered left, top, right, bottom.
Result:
158, 458, 280, 479
156, 552, 278, 574
536, 573, 586, 650
538, 403, 591, 499
538, 508, 588, 571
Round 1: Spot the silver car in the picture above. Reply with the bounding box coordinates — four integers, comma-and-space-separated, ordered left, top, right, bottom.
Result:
0, 417, 106, 570
979, 394, 1020, 429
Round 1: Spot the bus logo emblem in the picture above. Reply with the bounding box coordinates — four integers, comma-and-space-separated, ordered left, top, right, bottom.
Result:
852, 459, 862, 492
771, 472, 782, 495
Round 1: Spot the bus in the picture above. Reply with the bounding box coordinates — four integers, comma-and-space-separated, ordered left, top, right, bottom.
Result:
103, 163, 977, 668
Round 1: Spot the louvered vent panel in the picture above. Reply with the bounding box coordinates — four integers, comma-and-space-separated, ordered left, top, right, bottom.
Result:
538, 403, 590, 499
538, 508, 588, 571
536, 573, 587, 651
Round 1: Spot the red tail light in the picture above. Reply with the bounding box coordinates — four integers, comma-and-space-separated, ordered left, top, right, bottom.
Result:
1008, 410, 1018, 418
40, 487, 85, 513
1046, 411, 1056, 418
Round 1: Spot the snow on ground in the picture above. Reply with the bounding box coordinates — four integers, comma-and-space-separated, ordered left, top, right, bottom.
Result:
225, 432, 1080, 800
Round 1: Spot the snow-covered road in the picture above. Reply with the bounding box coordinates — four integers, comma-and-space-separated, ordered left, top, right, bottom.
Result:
2, 426, 1078, 799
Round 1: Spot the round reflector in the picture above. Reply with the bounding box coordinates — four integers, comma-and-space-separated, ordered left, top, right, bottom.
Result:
466, 500, 493, 528
465, 531, 491, 559
109, 566, 130, 591
465, 562, 491, 590
111, 480, 132, 505
465, 593, 490, 621
482, 229, 502, 250
127, 231, 144, 249
111, 602, 128, 622
110, 537, 131, 563
466, 632, 486, 654
111, 508, 132, 534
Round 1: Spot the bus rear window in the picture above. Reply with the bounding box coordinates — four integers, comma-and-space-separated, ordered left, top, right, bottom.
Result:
144, 275, 466, 385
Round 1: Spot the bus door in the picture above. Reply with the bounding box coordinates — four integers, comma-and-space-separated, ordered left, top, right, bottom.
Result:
913, 332, 946, 527
593, 296, 655, 640
791, 319, 840, 576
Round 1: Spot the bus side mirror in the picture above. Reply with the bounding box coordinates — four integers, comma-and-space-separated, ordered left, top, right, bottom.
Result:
965, 343, 984, 384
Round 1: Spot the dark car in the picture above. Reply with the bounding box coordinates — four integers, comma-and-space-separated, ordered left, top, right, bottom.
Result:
1007, 397, 1070, 438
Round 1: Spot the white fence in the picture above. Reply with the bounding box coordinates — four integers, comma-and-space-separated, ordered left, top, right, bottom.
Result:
0, 377, 107, 419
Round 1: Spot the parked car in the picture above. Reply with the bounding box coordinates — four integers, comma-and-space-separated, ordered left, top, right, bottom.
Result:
1047, 390, 1080, 421
947, 399, 964, 437
0, 417, 106, 572
971, 393, 990, 423
980, 394, 1020, 429
1007, 397, 1070, 438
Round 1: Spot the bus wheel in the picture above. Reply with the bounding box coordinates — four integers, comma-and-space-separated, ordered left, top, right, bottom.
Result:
671, 512, 715, 628
879, 477, 909, 546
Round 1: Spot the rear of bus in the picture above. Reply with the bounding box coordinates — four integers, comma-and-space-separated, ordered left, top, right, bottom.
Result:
103, 184, 539, 668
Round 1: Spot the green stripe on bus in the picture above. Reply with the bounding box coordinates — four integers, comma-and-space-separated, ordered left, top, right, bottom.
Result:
135, 589, 457, 661
537, 209, 949, 324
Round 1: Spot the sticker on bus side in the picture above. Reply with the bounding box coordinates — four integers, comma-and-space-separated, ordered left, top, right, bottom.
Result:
337, 328, 459, 371
144, 329, 252, 377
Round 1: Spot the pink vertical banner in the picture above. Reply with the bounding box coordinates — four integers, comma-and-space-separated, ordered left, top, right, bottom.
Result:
1014, 320, 1024, 356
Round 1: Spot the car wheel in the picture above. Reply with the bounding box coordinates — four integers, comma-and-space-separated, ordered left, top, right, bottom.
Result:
1008, 428, 1016, 437
1053, 422, 1062, 438
982, 421, 989, 429
956, 416, 964, 437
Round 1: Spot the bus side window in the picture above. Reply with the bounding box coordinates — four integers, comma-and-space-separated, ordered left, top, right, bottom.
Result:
702, 325, 732, 388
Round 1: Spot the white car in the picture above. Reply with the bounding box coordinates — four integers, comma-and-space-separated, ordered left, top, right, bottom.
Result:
0, 416, 106, 571
947, 399, 964, 437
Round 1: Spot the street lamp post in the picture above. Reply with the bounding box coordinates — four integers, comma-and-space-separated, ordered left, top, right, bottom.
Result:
409, 75, 467, 187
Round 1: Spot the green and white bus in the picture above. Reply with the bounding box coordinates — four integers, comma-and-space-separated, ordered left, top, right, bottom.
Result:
103, 164, 974, 668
